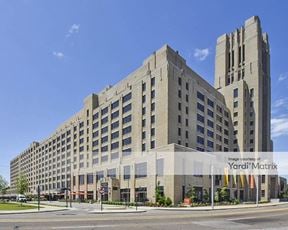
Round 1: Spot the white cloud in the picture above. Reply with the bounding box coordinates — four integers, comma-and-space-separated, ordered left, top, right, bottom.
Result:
278, 72, 288, 81
271, 116, 288, 138
66, 24, 80, 38
193, 48, 209, 61
52, 51, 64, 59
274, 98, 288, 108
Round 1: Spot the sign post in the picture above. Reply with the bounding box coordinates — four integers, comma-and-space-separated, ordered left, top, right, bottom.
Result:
99, 187, 104, 211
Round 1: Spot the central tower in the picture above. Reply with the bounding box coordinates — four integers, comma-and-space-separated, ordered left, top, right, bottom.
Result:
214, 16, 272, 153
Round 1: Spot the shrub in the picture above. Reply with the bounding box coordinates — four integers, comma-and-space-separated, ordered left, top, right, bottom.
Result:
158, 196, 166, 206
165, 197, 172, 207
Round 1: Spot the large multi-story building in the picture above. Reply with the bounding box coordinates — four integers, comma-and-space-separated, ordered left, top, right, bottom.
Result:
215, 16, 276, 200
10, 16, 276, 204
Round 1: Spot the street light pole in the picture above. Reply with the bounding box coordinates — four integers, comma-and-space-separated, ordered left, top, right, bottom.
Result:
211, 164, 214, 210
37, 185, 40, 211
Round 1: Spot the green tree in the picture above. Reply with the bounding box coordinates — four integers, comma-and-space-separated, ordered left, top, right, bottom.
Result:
186, 185, 198, 203
203, 189, 209, 202
16, 174, 28, 195
219, 186, 230, 202
155, 181, 163, 203
0, 175, 8, 195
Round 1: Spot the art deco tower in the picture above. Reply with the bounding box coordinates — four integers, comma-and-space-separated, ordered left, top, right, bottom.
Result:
215, 16, 272, 153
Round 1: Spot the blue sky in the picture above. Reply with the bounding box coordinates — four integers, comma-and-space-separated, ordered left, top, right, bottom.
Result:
1, 0, 288, 182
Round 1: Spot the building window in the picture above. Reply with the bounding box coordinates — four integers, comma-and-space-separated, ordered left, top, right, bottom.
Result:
142, 119, 146, 127
197, 125, 204, 134
197, 102, 204, 112
135, 162, 147, 178
122, 137, 132, 146
142, 82, 146, 91
101, 145, 108, 153
101, 107, 108, 116
178, 90, 182, 98
178, 115, 182, 124
123, 115, 132, 124
207, 120, 214, 128
142, 107, 146, 115
197, 114, 204, 123
178, 77, 182, 86
234, 101, 238, 108
122, 148, 132, 157
93, 122, 99, 130
122, 92, 132, 103
151, 140, 155, 149
178, 103, 182, 111
93, 113, 99, 120
178, 128, 181, 136
142, 131, 146, 139
123, 104, 132, 114
234, 112, 238, 117
107, 168, 116, 178
96, 171, 104, 180
111, 121, 119, 130
186, 82, 189, 90
101, 116, 108, 125
111, 152, 119, 160
262, 175, 266, 184
111, 142, 119, 150
208, 109, 214, 118
233, 88, 238, 98
207, 130, 214, 138
151, 115, 155, 124
142, 95, 146, 103
197, 136, 204, 145
197, 91, 205, 101
151, 77, 155, 86
151, 128, 155, 136
111, 100, 119, 110
87, 174, 93, 184
207, 140, 214, 148
156, 159, 164, 176
111, 111, 119, 120
101, 136, 108, 144
123, 165, 131, 180
101, 126, 108, 134
151, 90, 155, 99
151, 103, 155, 112
207, 99, 214, 108
142, 143, 146, 151
123, 126, 132, 135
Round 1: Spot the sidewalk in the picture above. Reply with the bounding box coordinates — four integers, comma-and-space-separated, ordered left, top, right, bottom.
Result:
0, 204, 68, 215
140, 201, 288, 211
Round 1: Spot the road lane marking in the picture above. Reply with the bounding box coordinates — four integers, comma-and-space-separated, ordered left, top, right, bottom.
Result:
52, 225, 118, 229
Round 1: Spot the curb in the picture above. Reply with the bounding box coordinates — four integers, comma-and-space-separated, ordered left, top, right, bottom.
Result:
143, 202, 288, 212
0, 207, 68, 215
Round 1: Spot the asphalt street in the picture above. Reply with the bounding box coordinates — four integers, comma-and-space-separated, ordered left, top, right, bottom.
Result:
1, 204, 288, 230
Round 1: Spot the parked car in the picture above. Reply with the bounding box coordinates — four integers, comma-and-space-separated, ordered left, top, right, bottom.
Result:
16, 194, 27, 203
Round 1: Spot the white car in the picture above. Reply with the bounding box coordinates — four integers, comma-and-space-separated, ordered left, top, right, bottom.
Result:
17, 194, 27, 203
